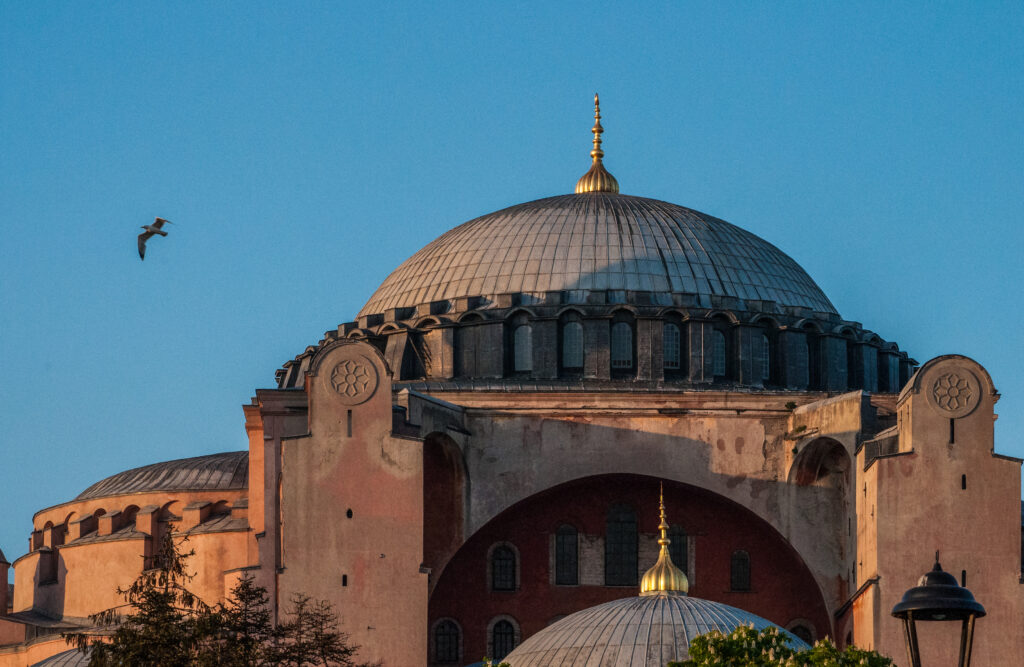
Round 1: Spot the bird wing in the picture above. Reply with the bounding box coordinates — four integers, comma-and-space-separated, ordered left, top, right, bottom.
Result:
138, 232, 152, 259
152, 217, 172, 230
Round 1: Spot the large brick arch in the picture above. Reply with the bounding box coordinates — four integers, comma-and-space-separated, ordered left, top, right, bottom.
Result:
427, 474, 832, 665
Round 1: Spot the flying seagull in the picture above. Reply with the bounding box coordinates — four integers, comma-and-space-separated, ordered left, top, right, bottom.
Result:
138, 217, 172, 260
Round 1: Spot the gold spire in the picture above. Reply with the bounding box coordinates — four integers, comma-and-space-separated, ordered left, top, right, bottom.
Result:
639, 483, 689, 596
574, 93, 620, 194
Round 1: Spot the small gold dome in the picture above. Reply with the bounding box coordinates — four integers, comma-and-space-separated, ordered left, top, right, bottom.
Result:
640, 484, 689, 596
575, 93, 620, 194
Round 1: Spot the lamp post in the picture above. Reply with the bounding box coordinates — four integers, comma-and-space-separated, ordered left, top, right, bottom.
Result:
891, 552, 985, 667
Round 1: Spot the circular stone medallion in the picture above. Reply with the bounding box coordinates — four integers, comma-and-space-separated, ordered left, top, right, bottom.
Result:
325, 353, 379, 405
925, 367, 981, 418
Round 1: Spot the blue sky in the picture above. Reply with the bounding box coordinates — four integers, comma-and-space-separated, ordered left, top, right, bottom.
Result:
1, 2, 1022, 575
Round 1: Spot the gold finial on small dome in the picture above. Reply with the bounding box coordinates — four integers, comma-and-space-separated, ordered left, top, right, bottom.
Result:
639, 483, 689, 596
574, 93, 620, 194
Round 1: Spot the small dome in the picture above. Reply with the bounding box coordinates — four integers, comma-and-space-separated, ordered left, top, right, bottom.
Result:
503, 592, 808, 666
75, 451, 248, 500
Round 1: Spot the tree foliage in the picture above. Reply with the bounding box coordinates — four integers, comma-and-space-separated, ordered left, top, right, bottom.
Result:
668, 625, 893, 667
63, 528, 378, 666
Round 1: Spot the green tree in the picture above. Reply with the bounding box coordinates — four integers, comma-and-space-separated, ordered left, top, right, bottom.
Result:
63, 531, 209, 667
63, 529, 377, 666
668, 625, 893, 667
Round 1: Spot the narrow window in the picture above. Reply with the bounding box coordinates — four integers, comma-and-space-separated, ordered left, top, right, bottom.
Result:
434, 620, 460, 663
761, 334, 771, 381
346, 410, 352, 437
611, 322, 633, 369
663, 323, 681, 370
342, 574, 348, 586
961, 474, 967, 490
605, 504, 638, 586
491, 546, 516, 591
961, 569, 967, 587
513, 324, 532, 372
668, 525, 687, 575
712, 330, 727, 376
562, 321, 584, 369
730, 550, 751, 591
555, 524, 578, 585
950, 418, 955, 444
491, 620, 516, 661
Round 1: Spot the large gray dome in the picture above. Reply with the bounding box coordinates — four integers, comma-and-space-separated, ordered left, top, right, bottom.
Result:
360, 193, 836, 317
503, 592, 808, 666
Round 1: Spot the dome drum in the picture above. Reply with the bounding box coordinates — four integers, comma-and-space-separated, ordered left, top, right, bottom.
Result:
279, 290, 915, 394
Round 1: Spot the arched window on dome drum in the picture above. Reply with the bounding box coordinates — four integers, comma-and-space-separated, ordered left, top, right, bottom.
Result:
555, 524, 578, 585
611, 322, 633, 369
761, 334, 771, 382
730, 550, 751, 591
513, 324, 532, 372
712, 330, 727, 377
491, 546, 516, 591
561, 321, 584, 370
663, 323, 681, 371
605, 503, 638, 586
433, 620, 460, 663
668, 524, 687, 575
491, 620, 516, 661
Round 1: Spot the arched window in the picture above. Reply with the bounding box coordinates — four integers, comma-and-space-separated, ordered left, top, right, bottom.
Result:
555, 524, 578, 585
433, 619, 461, 663
491, 620, 517, 661
491, 545, 516, 591
789, 624, 814, 644
668, 524, 687, 575
605, 504, 638, 586
513, 324, 532, 372
561, 321, 584, 370
611, 322, 633, 369
761, 334, 771, 381
664, 323, 681, 370
730, 550, 751, 591
712, 330, 727, 377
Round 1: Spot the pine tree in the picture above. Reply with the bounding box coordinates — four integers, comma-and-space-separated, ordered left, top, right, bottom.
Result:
63, 530, 208, 666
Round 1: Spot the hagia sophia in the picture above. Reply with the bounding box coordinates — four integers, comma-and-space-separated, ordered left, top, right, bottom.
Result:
1, 97, 1022, 666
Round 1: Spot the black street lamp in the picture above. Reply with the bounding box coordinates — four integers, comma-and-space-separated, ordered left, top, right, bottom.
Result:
891, 553, 986, 667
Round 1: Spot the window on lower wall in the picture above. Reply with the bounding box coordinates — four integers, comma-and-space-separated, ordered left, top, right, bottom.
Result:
668, 524, 687, 575
605, 503, 638, 586
555, 524, 578, 585
490, 619, 517, 661
730, 550, 751, 591
491, 545, 516, 591
432, 619, 461, 663
761, 334, 771, 381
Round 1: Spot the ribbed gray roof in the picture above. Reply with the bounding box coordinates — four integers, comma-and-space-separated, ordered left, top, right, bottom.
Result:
504, 592, 808, 667
75, 451, 248, 500
30, 648, 91, 667
360, 193, 837, 316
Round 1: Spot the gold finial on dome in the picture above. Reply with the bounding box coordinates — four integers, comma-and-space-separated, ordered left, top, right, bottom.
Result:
574, 93, 620, 194
640, 483, 689, 596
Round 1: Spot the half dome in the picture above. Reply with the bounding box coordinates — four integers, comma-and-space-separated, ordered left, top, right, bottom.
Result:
75, 451, 248, 500
503, 592, 808, 666
359, 193, 836, 317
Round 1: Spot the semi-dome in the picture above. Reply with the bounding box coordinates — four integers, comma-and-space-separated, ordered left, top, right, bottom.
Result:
75, 451, 248, 500
359, 193, 837, 317
503, 592, 808, 666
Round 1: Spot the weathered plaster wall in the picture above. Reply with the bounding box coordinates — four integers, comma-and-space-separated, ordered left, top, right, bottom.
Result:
278, 340, 427, 667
